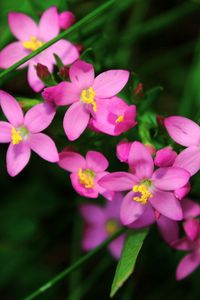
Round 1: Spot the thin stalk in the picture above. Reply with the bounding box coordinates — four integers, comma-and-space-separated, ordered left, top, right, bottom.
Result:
22, 227, 126, 300
0, 0, 116, 80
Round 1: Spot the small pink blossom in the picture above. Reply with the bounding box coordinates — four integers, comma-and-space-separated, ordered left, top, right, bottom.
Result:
43, 60, 129, 140
164, 116, 200, 175
99, 141, 190, 225
79, 193, 124, 259
0, 90, 58, 176
58, 149, 113, 200
0, 7, 79, 92
90, 96, 137, 136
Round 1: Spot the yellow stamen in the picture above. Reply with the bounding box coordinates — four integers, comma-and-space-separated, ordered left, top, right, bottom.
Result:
11, 128, 23, 145
133, 184, 153, 205
78, 168, 95, 188
115, 115, 124, 123
81, 87, 97, 112
105, 219, 119, 235
23, 36, 43, 51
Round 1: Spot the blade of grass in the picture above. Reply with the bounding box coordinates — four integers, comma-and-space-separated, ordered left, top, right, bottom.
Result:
22, 227, 126, 300
0, 0, 116, 80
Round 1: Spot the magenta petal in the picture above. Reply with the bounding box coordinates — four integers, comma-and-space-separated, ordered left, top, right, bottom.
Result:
154, 147, 177, 167
98, 172, 137, 191
58, 150, 86, 172
129, 204, 155, 229
63, 102, 90, 141
152, 167, 190, 191
8, 12, 37, 41
24, 103, 56, 133
157, 215, 179, 244
42, 82, 80, 106
174, 146, 200, 176
0, 90, 24, 127
93, 70, 129, 98
0, 122, 12, 143
175, 183, 191, 200
86, 151, 108, 172
172, 237, 194, 251
109, 235, 125, 259
38, 6, 59, 41
183, 219, 200, 241
128, 141, 154, 179
82, 226, 107, 251
79, 204, 105, 225
176, 253, 200, 280
120, 191, 146, 225
0, 42, 28, 69
69, 60, 95, 89
28, 63, 45, 92
49, 39, 79, 65
116, 140, 132, 163
150, 190, 183, 220
6, 142, 31, 177
29, 133, 59, 162
164, 116, 200, 147
70, 173, 98, 198
95, 172, 114, 201
182, 198, 200, 219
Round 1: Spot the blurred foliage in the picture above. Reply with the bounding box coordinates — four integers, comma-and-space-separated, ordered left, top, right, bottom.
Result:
0, 0, 200, 299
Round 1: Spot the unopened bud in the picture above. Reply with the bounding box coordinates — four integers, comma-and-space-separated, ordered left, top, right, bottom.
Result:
59, 11, 76, 30
156, 115, 164, 127
35, 63, 50, 79
133, 83, 143, 98
59, 66, 69, 80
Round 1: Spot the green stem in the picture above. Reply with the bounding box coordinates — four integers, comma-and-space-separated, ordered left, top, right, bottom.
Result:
22, 227, 126, 300
0, 0, 116, 80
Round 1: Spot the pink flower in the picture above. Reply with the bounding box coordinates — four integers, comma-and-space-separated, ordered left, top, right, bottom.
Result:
172, 218, 200, 280
42, 60, 129, 140
58, 11, 75, 30
0, 90, 58, 176
79, 193, 124, 259
164, 116, 200, 175
0, 7, 79, 92
99, 141, 190, 225
58, 149, 113, 200
90, 96, 137, 136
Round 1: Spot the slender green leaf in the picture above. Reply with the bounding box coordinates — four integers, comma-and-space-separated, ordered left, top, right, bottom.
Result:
110, 228, 148, 298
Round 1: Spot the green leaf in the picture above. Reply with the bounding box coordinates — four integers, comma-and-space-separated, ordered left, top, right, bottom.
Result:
110, 228, 148, 298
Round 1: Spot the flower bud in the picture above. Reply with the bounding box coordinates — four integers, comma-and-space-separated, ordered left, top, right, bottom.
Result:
58, 11, 76, 30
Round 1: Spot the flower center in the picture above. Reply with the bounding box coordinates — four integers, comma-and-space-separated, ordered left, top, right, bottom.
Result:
115, 115, 124, 123
78, 168, 95, 188
81, 87, 97, 112
11, 126, 29, 145
23, 36, 43, 51
105, 219, 119, 235
133, 180, 153, 205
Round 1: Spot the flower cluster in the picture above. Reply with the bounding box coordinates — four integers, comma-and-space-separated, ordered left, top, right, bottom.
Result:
0, 6, 200, 281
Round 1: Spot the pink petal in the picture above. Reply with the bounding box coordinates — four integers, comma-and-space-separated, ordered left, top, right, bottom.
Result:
86, 151, 108, 172
24, 103, 56, 133
152, 167, 190, 191
6, 142, 31, 177
0, 90, 24, 127
172, 237, 194, 251
104, 192, 123, 219
175, 183, 191, 200
0, 122, 12, 143
63, 102, 90, 141
109, 235, 125, 259
58, 11, 75, 30
154, 147, 177, 167
49, 39, 79, 65
70, 173, 98, 198
150, 190, 183, 220
38, 6, 59, 41
183, 219, 200, 241
95, 172, 114, 201
129, 204, 155, 228
176, 253, 200, 280
28, 133, 59, 162
28, 62, 45, 92
116, 140, 132, 163
120, 191, 146, 225
8, 12, 37, 41
42, 82, 80, 106
98, 172, 137, 191
69, 60, 95, 90
173, 146, 200, 176
164, 116, 200, 147
79, 204, 105, 225
82, 226, 107, 251
0, 42, 28, 69
58, 150, 86, 172
157, 216, 179, 244
128, 141, 154, 180
182, 198, 200, 219
93, 70, 129, 98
